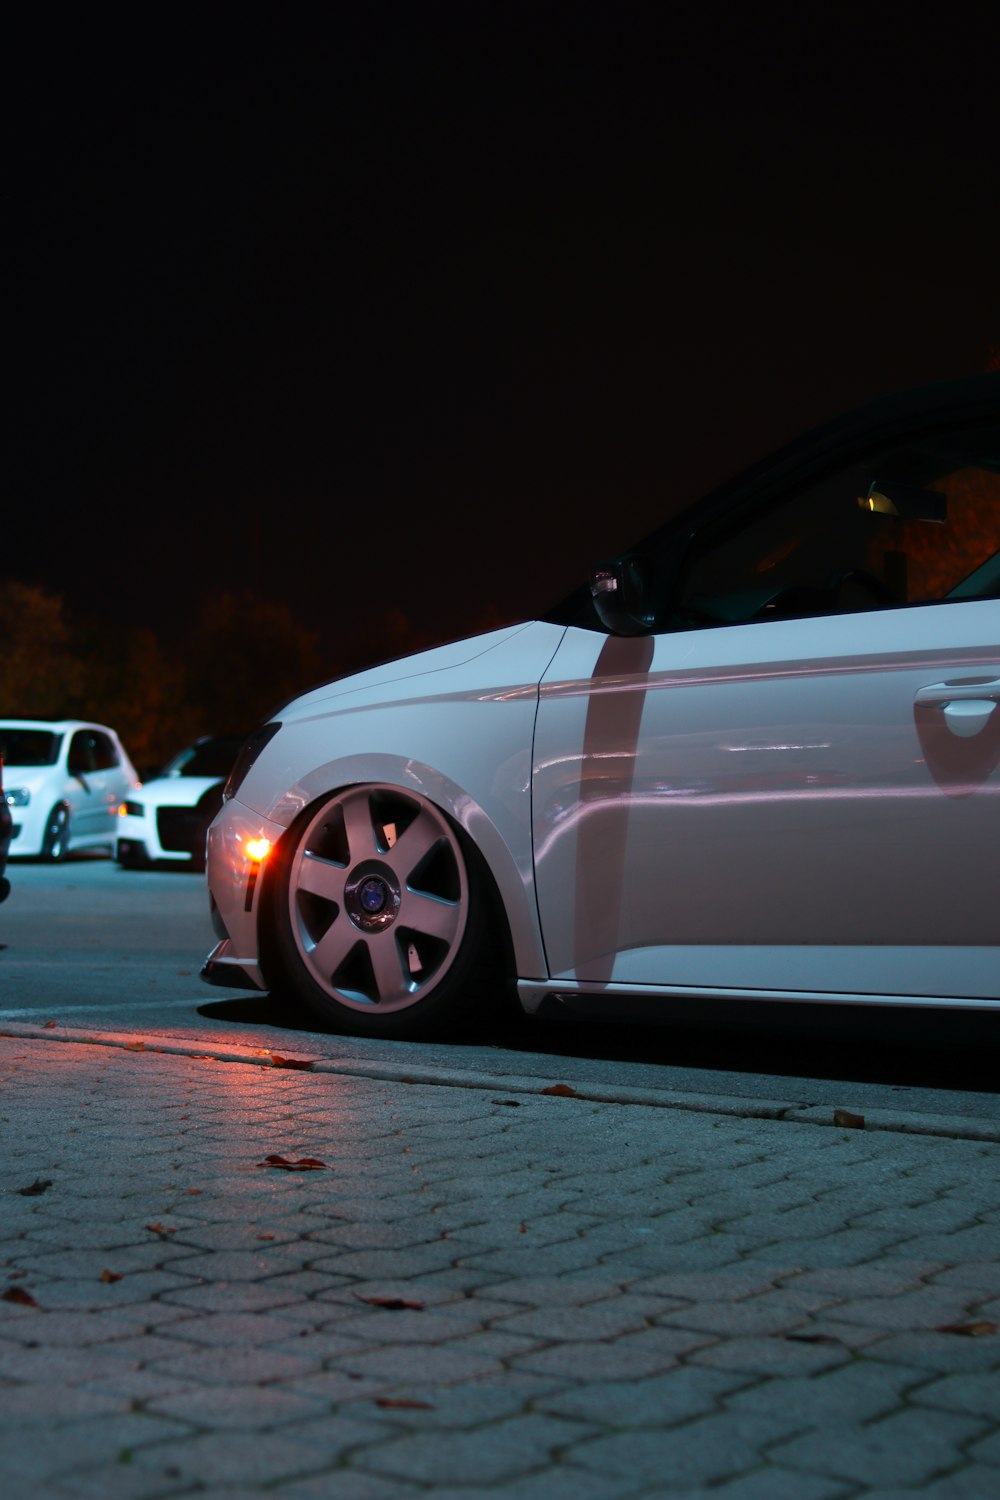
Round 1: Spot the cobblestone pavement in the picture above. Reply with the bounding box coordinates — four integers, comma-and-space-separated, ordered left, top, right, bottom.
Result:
2, 1028, 999, 1499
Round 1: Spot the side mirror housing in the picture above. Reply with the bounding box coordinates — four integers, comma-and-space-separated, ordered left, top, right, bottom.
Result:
590, 555, 655, 636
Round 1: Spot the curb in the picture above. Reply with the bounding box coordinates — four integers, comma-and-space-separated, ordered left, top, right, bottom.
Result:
3, 1020, 998, 1143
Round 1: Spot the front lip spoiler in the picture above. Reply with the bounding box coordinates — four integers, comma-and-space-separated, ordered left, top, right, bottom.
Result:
201, 941, 266, 992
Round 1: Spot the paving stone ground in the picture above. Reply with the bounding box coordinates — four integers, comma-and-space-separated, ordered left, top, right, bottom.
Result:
1, 1032, 999, 1498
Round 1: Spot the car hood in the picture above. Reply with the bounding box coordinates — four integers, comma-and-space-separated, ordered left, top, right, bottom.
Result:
136, 776, 225, 808
279, 622, 558, 719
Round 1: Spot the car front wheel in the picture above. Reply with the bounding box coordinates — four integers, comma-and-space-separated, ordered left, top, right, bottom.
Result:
270, 783, 497, 1038
41, 804, 71, 862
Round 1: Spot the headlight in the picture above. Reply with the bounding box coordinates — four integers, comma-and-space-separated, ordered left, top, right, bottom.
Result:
5, 788, 29, 807
119, 801, 144, 818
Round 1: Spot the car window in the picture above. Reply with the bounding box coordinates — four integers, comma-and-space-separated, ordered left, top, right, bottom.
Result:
0, 728, 63, 766
90, 732, 120, 771
670, 421, 1000, 628
68, 731, 99, 775
177, 737, 243, 778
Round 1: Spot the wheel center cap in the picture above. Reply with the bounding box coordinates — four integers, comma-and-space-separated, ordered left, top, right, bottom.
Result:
345, 862, 401, 933
358, 876, 388, 914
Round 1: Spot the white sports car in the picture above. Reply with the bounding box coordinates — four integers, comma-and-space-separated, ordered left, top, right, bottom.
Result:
1, 719, 141, 861
116, 735, 245, 871
203, 374, 1000, 1037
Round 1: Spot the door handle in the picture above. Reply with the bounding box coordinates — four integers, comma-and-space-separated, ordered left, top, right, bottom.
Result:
914, 679, 1000, 739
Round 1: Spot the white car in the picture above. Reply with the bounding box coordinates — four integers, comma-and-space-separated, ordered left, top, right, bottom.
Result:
1, 719, 141, 861
116, 734, 245, 871
203, 374, 1000, 1038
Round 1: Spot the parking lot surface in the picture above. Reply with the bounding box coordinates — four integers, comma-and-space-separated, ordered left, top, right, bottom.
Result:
2, 1027, 999, 1498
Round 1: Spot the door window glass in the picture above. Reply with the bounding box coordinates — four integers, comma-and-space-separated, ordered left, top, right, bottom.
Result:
671, 422, 1000, 628
90, 733, 119, 771
68, 732, 98, 774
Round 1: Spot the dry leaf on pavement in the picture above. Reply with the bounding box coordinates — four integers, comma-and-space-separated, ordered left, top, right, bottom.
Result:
100, 1270, 123, 1283
375, 1398, 434, 1409
270, 1055, 315, 1070
541, 1083, 581, 1098
256, 1154, 328, 1171
937, 1320, 998, 1337
355, 1294, 425, 1311
833, 1108, 865, 1129
2, 1286, 39, 1307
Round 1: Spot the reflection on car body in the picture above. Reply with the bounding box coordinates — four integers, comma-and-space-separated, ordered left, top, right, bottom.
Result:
203, 373, 1000, 1038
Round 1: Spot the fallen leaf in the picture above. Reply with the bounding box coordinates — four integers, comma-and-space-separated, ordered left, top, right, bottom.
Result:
783, 1332, 843, 1345
2, 1286, 38, 1307
125, 1041, 146, 1052
355, 1294, 425, 1311
17, 1178, 53, 1197
270, 1055, 314, 1071
541, 1083, 580, 1098
100, 1270, 123, 1283
256, 1154, 328, 1171
375, 1398, 434, 1409
256, 1234, 275, 1241
186, 1188, 202, 1195
145, 1223, 176, 1235
43, 1020, 57, 1029
491, 1098, 522, 1107
833, 1109, 865, 1129
937, 1320, 998, 1337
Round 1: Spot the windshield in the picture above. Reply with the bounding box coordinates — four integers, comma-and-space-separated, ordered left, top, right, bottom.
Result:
0, 728, 63, 767
162, 736, 244, 778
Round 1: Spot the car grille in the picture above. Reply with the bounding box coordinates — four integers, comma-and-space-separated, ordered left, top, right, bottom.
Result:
157, 808, 203, 855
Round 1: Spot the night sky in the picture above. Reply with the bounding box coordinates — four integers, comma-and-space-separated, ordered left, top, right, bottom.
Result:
8, 2, 1000, 669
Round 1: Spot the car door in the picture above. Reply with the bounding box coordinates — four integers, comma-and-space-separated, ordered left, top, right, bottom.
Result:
65, 729, 101, 838
85, 730, 128, 839
532, 414, 1000, 1005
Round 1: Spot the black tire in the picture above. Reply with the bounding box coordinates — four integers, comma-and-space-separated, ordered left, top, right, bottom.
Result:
41, 804, 71, 862
269, 783, 500, 1039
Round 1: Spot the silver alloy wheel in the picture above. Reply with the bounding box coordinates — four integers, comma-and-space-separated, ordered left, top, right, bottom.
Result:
42, 804, 70, 861
285, 784, 469, 1015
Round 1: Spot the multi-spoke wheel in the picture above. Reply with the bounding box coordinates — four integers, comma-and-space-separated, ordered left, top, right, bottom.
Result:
41, 804, 71, 862
271, 784, 495, 1037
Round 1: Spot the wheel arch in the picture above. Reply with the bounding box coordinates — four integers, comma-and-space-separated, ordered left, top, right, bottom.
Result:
255, 761, 544, 996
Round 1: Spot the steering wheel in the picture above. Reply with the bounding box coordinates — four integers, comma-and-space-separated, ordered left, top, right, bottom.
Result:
826, 568, 895, 610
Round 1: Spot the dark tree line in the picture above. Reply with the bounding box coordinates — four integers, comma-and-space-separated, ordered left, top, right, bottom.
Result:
0, 583, 327, 774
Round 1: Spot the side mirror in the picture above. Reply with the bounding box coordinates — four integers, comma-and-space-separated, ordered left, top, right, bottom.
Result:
590, 555, 655, 636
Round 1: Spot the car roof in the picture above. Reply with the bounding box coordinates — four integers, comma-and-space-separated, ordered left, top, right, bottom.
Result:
0, 719, 117, 733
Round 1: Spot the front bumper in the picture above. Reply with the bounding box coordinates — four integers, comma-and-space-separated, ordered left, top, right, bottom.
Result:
201, 940, 266, 991
202, 797, 288, 994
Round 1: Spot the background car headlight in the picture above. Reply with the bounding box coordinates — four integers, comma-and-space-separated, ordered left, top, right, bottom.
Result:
5, 788, 30, 807
119, 801, 144, 817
